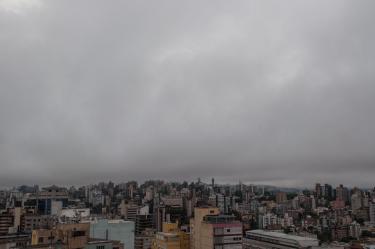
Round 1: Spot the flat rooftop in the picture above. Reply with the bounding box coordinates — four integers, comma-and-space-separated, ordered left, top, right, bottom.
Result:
203, 215, 239, 223
91, 219, 134, 224
156, 232, 179, 238
247, 230, 319, 242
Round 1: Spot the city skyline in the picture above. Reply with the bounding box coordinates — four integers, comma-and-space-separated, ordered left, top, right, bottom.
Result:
1, 0, 375, 187
1, 171, 375, 248
1, 179, 374, 191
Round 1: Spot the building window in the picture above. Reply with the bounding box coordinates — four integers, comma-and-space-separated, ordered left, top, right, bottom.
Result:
72, 231, 86, 237
96, 246, 105, 249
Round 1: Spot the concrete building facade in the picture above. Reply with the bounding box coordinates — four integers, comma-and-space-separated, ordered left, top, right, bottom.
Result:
243, 230, 319, 249
190, 207, 242, 249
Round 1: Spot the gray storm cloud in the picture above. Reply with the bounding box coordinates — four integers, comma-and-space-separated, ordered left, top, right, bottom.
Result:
0, 0, 374, 187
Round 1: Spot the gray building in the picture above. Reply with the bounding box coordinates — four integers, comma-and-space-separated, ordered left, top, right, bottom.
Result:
243, 230, 319, 249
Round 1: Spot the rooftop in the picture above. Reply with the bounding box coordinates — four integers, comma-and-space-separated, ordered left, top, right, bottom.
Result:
203, 215, 239, 224
90, 219, 134, 224
157, 232, 179, 238
247, 230, 319, 242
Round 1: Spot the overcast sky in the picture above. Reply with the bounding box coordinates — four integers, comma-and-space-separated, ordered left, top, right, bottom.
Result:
0, 0, 374, 188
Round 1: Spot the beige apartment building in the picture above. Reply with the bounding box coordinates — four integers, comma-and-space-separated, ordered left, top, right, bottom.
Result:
190, 207, 242, 249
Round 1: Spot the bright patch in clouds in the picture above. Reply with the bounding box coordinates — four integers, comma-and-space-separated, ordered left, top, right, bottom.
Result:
0, 0, 41, 14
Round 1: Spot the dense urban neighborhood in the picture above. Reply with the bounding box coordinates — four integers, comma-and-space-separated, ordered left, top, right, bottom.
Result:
1, 180, 375, 249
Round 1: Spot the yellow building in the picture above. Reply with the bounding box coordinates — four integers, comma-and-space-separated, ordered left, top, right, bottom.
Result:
152, 222, 190, 249
31, 229, 52, 246
152, 232, 180, 249
162, 222, 178, 233
178, 232, 190, 249
190, 207, 220, 249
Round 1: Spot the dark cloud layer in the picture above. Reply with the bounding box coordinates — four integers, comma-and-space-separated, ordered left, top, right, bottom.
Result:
0, 0, 374, 187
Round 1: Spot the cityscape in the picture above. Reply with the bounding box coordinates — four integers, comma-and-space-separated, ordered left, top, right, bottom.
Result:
1, 0, 375, 249
1, 180, 375, 248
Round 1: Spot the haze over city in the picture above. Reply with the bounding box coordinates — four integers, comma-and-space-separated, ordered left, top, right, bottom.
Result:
1, 0, 375, 187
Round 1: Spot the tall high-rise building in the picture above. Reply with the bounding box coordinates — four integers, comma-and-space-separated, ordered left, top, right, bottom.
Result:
323, 184, 333, 200
336, 185, 349, 204
315, 183, 322, 198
